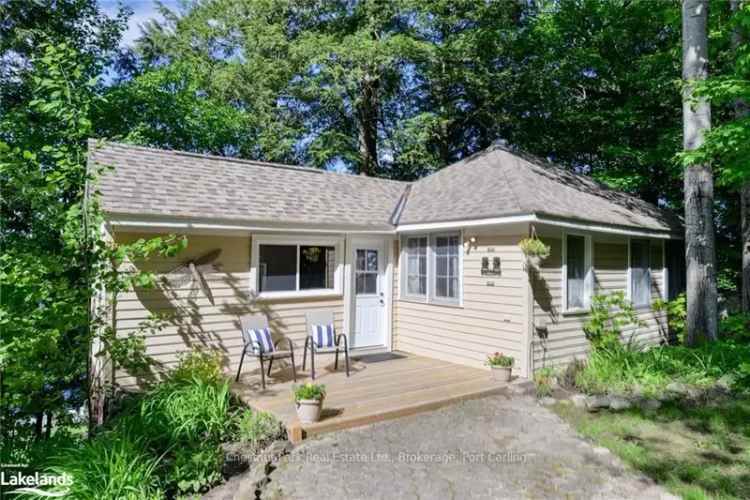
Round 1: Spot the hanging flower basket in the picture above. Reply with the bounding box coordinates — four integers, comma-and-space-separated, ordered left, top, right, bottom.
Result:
519, 236, 551, 270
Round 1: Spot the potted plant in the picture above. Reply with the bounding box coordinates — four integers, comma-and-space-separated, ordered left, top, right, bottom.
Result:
519, 237, 551, 269
293, 383, 326, 423
486, 352, 514, 382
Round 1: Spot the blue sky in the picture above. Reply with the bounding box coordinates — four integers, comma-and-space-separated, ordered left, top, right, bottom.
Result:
100, 0, 181, 46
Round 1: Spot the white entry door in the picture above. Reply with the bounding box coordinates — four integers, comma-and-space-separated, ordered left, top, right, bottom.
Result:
352, 242, 386, 348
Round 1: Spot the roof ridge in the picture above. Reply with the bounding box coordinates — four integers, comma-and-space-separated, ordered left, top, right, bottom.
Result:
88, 138, 409, 185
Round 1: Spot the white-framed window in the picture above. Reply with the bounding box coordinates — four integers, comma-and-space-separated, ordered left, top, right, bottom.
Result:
404, 235, 428, 297
251, 236, 343, 298
562, 232, 593, 312
400, 232, 462, 305
432, 233, 461, 303
628, 238, 666, 307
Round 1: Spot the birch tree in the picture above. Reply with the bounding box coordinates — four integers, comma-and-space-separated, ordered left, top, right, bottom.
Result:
682, 0, 718, 344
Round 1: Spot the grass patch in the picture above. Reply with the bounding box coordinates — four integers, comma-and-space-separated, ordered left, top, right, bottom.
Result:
555, 398, 750, 500
574, 340, 750, 397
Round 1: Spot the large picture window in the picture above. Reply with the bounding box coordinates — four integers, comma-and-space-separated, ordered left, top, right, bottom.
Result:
630, 239, 651, 307
258, 243, 336, 293
564, 233, 592, 311
401, 233, 462, 305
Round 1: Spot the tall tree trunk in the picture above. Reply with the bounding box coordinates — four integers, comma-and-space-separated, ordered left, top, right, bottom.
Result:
682, 0, 718, 344
356, 72, 380, 176
732, 0, 750, 313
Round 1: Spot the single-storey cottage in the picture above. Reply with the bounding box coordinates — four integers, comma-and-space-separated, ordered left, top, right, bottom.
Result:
91, 140, 683, 387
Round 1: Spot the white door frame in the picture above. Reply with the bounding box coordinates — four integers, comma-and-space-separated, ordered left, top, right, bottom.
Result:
344, 235, 394, 352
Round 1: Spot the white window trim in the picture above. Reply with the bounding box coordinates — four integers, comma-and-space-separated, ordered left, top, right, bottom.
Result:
561, 231, 593, 314
399, 231, 463, 307
250, 235, 344, 300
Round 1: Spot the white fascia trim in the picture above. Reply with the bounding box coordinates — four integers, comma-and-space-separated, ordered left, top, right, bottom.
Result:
534, 216, 676, 240
396, 215, 536, 233
109, 213, 676, 239
107, 218, 396, 235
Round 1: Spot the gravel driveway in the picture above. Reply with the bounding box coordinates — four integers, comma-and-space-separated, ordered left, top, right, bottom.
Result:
241, 394, 676, 499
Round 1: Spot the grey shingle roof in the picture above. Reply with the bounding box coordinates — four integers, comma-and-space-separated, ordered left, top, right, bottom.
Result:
398, 146, 682, 233
91, 141, 407, 230
92, 141, 681, 234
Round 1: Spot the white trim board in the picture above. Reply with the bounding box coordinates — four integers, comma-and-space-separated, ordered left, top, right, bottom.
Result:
108, 213, 679, 240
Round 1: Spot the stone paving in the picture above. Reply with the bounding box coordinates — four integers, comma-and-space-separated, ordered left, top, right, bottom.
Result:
250, 394, 676, 500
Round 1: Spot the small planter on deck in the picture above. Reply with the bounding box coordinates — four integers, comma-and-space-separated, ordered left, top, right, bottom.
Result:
293, 383, 326, 423
486, 352, 514, 383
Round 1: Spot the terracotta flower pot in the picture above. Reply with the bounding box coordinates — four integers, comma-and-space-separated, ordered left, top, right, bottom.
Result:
295, 398, 323, 423
490, 365, 513, 382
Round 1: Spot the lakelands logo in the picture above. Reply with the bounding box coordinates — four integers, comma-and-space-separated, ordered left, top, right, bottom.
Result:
1, 470, 72, 497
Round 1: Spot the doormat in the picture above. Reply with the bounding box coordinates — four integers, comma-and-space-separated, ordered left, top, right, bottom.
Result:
355, 352, 407, 364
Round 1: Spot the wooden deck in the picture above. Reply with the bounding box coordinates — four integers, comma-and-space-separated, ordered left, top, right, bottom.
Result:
231, 352, 507, 442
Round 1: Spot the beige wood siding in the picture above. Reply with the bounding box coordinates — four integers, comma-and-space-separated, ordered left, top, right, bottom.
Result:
532, 229, 667, 369
112, 232, 344, 388
393, 233, 528, 374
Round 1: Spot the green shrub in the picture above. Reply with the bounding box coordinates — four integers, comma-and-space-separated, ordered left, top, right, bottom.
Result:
169, 347, 224, 385
293, 383, 326, 401
140, 377, 234, 447
236, 410, 285, 447
583, 292, 643, 349
534, 367, 555, 398
165, 442, 223, 495
719, 312, 750, 341
49, 432, 164, 500
653, 293, 687, 343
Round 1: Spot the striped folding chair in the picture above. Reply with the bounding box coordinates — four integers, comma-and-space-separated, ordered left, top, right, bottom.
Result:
303, 310, 349, 380
236, 313, 296, 389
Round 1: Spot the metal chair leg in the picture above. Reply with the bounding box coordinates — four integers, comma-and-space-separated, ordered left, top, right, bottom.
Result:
267, 356, 273, 376
311, 344, 316, 380
335, 348, 339, 370
302, 337, 309, 371
342, 335, 350, 377
290, 345, 297, 383
259, 354, 266, 390
235, 348, 246, 382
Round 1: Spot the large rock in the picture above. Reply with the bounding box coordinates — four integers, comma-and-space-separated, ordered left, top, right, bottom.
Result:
570, 394, 588, 408
585, 395, 610, 411
609, 397, 632, 411
639, 398, 661, 411
665, 382, 690, 396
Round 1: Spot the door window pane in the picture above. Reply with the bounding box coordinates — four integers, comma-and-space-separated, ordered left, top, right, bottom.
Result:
566, 235, 586, 309
355, 249, 378, 295
631, 240, 651, 307
300, 245, 335, 290
259, 245, 297, 292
